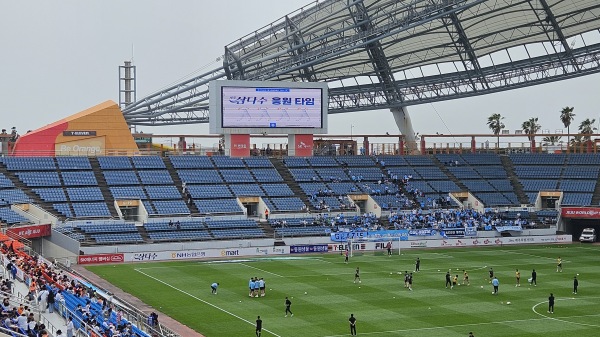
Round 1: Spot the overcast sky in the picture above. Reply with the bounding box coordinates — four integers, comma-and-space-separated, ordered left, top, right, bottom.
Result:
1, 0, 599, 145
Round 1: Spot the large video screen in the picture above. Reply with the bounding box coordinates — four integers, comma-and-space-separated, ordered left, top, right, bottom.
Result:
221, 86, 323, 128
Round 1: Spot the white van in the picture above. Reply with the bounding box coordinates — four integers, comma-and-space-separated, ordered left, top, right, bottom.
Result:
579, 228, 596, 243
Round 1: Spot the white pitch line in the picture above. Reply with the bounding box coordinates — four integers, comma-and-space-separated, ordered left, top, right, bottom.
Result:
497, 249, 570, 262
239, 263, 284, 278
134, 268, 282, 337
322, 316, 550, 337
531, 297, 600, 328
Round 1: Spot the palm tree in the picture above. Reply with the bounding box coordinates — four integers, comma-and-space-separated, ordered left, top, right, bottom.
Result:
487, 113, 505, 148
560, 106, 575, 144
522, 117, 541, 141
579, 118, 597, 141
542, 135, 562, 146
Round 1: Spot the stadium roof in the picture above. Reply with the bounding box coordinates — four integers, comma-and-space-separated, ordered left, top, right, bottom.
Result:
123, 0, 600, 125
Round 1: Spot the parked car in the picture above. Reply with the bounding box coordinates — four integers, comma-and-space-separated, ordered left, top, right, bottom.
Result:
579, 228, 596, 243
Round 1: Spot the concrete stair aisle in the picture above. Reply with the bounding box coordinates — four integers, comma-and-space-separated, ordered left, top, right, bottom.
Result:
499, 155, 529, 205
88, 157, 120, 218
430, 156, 468, 191
52, 159, 77, 219
269, 158, 312, 211
162, 157, 200, 214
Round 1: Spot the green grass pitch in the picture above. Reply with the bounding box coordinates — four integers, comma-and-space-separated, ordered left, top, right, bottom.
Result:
87, 244, 600, 337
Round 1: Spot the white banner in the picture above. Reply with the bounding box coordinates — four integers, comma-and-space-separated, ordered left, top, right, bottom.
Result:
123, 246, 290, 262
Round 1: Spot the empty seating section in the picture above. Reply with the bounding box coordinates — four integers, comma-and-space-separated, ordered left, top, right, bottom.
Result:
169, 155, 214, 169
0, 207, 29, 224
131, 156, 166, 169
427, 181, 461, 193
514, 166, 562, 178
267, 197, 305, 211
316, 168, 350, 181
300, 183, 328, 196
461, 153, 502, 165
145, 186, 181, 199
413, 167, 446, 180
138, 170, 173, 184
243, 157, 274, 168
436, 154, 466, 165
53, 203, 73, 218
56, 156, 92, 170
462, 180, 496, 192
230, 184, 265, 196
336, 156, 376, 166
16, 172, 61, 186
72, 202, 111, 217
510, 153, 566, 165
0, 174, 13, 188
473, 193, 515, 206
251, 168, 284, 182
103, 171, 139, 185
220, 169, 255, 183
142, 201, 156, 215
559, 180, 596, 192
148, 230, 211, 241
488, 180, 513, 191
328, 182, 360, 195
66, 187, 104, 201
289, 168, 319, 182
283, 157, 309, 167
97, 156, 132, 170
377, 156, 407, 166
212, 228, 265, 239
474, 166, 507, 178
562, 193, 593, 205
34, 188, 67, 202
144, 219, 206, 231
0, 189, 29, 204
261, 184, 294, 197
306, 156, 338, 167
448, 166, 478, 179
152, 200, 190, 214
562, 166, 600, 178
406, 181, 435, 194
91, 233, 144, 244
178, 170, 222, 184
404, 156, 434, 166
205, 219, 259, 229
1, 157, 56, 170
526, 193, 539, 204
78, 223, 137, 233
566, 154, 600, 165
212, 156, 245, 168
188, 185, 232, 198
347, 167, 382, 181
195, 199, 243, 214
520, 180, 558, 191
110, 186, 146, 199
61, 171, 97, 186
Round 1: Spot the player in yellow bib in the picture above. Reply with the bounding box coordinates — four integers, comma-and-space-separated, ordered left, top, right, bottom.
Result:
557, 257, 562, 272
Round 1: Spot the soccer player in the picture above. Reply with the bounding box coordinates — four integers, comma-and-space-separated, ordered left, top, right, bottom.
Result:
211, 282, 219, 295
253, 277, 261, 297
344, 249, 349, 264
415, 257, 420, 272
349, 314, 357, 336
492, 276, 499, 295
445, 271, 452, 289
515, 269, 521, 287
249, 278, 256, 297
531, 269, 537, 286
285, 297, 293, 317
354, 267, 361, 283
255, 316, 262, 337
557, 257, 562, 272
452, 275, 458, 288
259, 278, 266, 297
548, 293, 555, 313
462, 270, 470, 285
488, 268, 494, 283
404, 271, 409, 288
386, 241, 392, 256
468, 333, 475, 337
408, 273, 413, 291
573, 276, 579, 294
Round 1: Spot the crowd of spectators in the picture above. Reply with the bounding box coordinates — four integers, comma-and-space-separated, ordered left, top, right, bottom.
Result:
388, 209, 533, 231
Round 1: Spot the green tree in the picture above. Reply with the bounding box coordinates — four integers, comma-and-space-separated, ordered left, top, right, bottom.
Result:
542, 135, 562, 146
487, 113, 505, 148
579, 118, 597, 141
521, 117, 541, 141
560, 106, 575, 144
